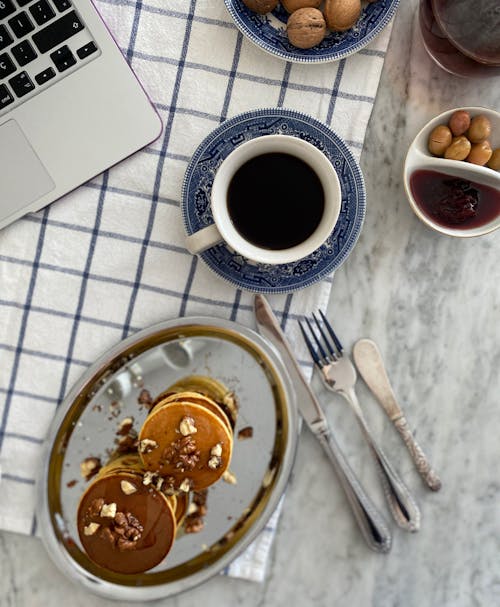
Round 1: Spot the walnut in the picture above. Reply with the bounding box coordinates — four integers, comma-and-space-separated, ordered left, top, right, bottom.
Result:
80, 457, 101, 481
184, 515, 205, 534
116, 433, 138, 453
222, 470, 237, 485
238, 426, 254, 440
242, 0, 278, 14
120, 480, 137, 495
210, 443, 222, 457
281, 0, 321, 12
286, 7, 326, 49
179, 416, 197, 436
179, 478, 191, 493
324, 0, 361, 32
83, 522, 100, 536
100, 502, 117, 518
117, 417, 134, 436
139, 438, 158, 454
208, 456, 221, 470
138, 389, 153, 409
162, 436, 200, 472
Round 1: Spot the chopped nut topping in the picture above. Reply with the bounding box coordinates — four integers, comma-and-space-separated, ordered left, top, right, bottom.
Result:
179, 478, 191, 493
187, 502, 198, 515
222, 470, 237, 485
138, 389, 153, 411
80, 457, 102, 481
116, 433, 138, 454
117, 417, 134, 436
138, 438, 158, 454
83, 522, 100, 536
184, 515, 204, 534
208, 455, 221, 470
155, 477, 164, 491
179, 416, 197, 436
100, 502, 117, 518
237, 426, 253, 440
120, 480, 137, 495
142, 471, 155, 486
210, 443, 222, 457
162, 436, 200, 472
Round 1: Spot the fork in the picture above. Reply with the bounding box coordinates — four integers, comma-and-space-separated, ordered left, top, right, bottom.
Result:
299, 312, 421, 532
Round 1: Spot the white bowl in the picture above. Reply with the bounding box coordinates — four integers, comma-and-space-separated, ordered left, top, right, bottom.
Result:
404, 107, 500, 237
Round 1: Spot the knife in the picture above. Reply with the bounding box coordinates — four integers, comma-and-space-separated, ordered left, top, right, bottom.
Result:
254, 295, 392, 554
353, 338, 442, 492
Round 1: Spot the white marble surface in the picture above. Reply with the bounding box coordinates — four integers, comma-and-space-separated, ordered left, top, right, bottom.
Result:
1, 1, 500, 605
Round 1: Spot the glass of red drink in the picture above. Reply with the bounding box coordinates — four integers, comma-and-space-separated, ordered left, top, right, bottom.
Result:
419, 0, 500, 78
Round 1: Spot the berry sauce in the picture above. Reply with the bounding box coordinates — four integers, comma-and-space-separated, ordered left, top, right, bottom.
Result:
410, 169, 500, 229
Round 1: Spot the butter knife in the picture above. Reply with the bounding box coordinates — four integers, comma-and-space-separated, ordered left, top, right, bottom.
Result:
353, 338, 442, 492
254, 295, 392, 553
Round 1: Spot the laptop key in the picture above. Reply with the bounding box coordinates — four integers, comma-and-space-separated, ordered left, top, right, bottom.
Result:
0, 0, 16, 19
32, 10, 83, 54
9, 70, 34, 97
76, 41, 97, 60
52, 0, 70, 11
12, 40, 37, 66
8, 11, 35, 38
29, 0, 55, 25
50, 44, 75, 72
0, 25, 14, 51
16, 0, 32, 6
0, 52, 16, 78
34, 65, 54, 84
0, 83, 14, 108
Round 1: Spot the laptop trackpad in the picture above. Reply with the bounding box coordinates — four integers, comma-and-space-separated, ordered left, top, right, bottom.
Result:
0, 120, 55, 220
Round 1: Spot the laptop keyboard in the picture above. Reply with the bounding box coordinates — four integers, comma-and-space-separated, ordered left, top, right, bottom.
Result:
0, 0, 99, 115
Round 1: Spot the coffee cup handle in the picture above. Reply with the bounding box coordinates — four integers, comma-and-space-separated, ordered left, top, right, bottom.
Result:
185, 224, 223, 255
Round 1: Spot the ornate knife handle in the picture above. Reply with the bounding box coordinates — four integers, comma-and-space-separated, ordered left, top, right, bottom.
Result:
317, 428, 392, 554
394, 416, 442, 492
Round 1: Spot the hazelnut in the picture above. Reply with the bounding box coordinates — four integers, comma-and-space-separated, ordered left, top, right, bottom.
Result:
179, 478, 191, 493
208, 455, 222, 470
286, 7, 326, 49
138, 438, 158, 454
242, 0, 278, 14
428, 125, 452, 157
487, 148, 500, 171
120, 480, 137, 495
179, 416, 197, 436
466, 140, 492, 166
467, 115, 491, 143
444, 136, 471, 161
83, 522, 100, 536
100, 502, 117, 518
210, 443, 223, 457
448, 110, 471, 137
222, 470, 237, 485
324, 0, 361, 32
281, 0, 321, 12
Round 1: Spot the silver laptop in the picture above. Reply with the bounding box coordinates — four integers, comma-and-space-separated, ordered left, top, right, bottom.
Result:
0, 0, 162, 230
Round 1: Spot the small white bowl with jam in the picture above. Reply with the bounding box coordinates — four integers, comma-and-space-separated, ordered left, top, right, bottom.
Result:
404, 107, 500, 237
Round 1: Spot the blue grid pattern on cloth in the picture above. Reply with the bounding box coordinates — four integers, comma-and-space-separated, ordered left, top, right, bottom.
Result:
0, 0, 392, 580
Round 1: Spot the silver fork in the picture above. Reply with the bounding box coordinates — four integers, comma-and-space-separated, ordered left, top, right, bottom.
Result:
299, 312, 421, 532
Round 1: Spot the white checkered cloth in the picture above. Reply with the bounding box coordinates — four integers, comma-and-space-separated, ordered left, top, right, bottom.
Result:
0, 0, 392, 583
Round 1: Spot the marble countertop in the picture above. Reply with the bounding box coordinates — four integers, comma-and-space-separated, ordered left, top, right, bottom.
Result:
1, 1, 499, 605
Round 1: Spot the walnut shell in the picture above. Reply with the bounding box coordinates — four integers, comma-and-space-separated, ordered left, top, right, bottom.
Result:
282, 0, 321, 13
242, 0, 279, 14
324, 0, 361, 31
287, 7, 326, 49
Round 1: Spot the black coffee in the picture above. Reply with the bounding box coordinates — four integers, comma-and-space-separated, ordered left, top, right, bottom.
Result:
227, 152, 325, 251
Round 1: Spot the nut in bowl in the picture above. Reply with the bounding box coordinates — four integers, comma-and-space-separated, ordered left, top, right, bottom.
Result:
404, 107, 500, 237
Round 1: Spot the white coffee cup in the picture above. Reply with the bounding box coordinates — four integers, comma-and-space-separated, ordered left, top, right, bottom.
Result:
185, 135, 341, 265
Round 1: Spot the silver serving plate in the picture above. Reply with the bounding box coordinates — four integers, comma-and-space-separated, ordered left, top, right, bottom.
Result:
37, 317, 299, 601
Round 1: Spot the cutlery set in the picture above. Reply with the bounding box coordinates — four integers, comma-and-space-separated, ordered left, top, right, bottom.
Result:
255, 295, 441, 553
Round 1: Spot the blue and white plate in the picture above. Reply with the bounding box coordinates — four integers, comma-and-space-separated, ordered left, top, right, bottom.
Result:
224, 0, 399, 63
181, 108, 365, 294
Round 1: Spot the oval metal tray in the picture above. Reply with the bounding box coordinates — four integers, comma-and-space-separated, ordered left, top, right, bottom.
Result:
37, 317, 299, 601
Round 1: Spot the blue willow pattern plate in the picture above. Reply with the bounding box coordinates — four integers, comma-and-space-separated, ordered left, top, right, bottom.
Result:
224, 0, 400, 63
181, 108, 365, 294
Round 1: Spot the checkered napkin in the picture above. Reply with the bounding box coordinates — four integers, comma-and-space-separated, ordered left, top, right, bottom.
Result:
0, 0, 392, 582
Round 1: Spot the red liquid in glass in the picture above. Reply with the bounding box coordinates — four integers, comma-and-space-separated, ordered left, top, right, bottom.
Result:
419, 0, 500, 77
410, 169, 500, 229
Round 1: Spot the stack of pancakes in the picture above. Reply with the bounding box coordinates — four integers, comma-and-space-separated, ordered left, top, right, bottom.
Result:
77, 375, 237, 574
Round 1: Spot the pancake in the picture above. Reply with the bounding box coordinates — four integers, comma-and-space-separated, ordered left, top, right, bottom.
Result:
77, 468, 176, 574
138, 397, 233, 491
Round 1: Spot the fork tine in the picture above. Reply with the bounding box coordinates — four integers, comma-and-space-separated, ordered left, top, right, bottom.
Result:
305, 317, 330, 363
312, 312, 339, 360
298, 321, 322, 366
319, 310, 343, 353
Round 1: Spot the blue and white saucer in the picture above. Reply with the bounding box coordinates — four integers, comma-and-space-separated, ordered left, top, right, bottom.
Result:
224, 0, 400, 64
181, 108, 365, 294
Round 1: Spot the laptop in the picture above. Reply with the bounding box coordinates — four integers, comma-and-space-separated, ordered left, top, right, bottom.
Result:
0, 0, 162, 230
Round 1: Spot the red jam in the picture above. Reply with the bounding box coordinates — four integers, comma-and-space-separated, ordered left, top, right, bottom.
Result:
410, 169, 500, 229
